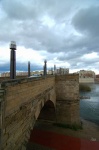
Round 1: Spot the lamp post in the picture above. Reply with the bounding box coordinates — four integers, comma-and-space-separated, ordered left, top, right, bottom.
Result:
54, 64, 56, 74
51, 67, 53, 75
10, 41, 16, 79
28, 61, 30, 77
44, 60, 47, 76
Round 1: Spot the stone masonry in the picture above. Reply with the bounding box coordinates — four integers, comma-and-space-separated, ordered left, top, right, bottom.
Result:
0, 74, 80, 150
55, 74, 80, 125
0, 76, 56, 150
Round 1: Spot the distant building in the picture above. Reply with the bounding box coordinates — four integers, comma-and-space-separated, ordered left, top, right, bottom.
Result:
56, 68, 69, 75
1, 72, 10, 77
16, 72, 28, 76
96, 74, 99, 78
95, 74, 99, 83
47, 70, 53, 75
78, 70, 95, 83
32, 71, 43, 76
79, 70, 95, 78
1, 71, 28, 77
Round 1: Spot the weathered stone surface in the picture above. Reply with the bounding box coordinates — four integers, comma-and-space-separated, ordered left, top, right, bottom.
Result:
0, 75, 80, 150
21, 145, 26, 150
55, 74, 80, 125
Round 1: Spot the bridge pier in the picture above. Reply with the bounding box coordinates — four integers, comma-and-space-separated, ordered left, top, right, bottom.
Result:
55, 74, 80, 126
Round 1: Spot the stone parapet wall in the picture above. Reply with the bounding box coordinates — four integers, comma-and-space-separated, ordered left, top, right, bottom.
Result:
0, 76, 28, 82
55, 74, 79, 81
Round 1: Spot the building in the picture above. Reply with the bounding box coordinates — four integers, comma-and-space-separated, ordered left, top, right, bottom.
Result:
47, 70, 53, 75
56, 68, 69, 75
78, 70, 95, 83
95, 74, 99, 83
1, 72, 10, 77
96, 74, 99, 78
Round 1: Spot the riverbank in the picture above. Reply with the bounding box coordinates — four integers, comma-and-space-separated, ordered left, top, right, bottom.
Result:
27, 119, 99, 150
34, 118, 99, 141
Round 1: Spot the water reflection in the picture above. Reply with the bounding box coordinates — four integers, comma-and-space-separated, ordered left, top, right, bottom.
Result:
80, 84, 99, 125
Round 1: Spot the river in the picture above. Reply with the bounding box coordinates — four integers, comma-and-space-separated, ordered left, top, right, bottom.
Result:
80, 83, 99, 125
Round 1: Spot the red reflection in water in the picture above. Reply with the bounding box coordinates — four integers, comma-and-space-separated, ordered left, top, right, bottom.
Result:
29, 129, 99, 150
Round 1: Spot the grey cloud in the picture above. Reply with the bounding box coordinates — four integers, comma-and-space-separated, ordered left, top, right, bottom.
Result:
1, 0, 41, 20
0, 62, 42, 73
16, 62, 42, 72
69, 36, 99, 53
72, 6, 99, 36
0, 0, 99, 73
1, 0, 67, 21
1, 0, 92, 21
1, 0, 99, 54
0, 63, 10, 72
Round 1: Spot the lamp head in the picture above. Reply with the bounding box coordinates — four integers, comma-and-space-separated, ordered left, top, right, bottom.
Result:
44, 60, 47, 64
10, 41, 16, 50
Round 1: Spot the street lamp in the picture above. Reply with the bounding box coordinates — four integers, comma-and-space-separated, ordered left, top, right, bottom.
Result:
44, 60, 47, 76
28, 61, 30, 77
10, 41, 17, 79
54, 64, 56, 74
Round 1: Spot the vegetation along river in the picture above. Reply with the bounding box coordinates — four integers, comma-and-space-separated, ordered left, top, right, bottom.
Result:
80, 83, 99, 125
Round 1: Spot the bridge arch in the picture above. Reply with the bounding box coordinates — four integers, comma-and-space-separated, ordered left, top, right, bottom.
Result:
38, 100, 56, 121
34, 87, 56, 120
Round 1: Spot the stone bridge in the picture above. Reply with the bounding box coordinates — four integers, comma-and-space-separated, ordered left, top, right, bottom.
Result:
0, 74, 80, 150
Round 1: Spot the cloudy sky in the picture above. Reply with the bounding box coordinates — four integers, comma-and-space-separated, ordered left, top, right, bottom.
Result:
0, 0, 99, 74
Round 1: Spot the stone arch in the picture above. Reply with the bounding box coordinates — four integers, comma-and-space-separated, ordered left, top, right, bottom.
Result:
34, 88, 56, 121
38, 100, 56, 121
26, 100, 56, 149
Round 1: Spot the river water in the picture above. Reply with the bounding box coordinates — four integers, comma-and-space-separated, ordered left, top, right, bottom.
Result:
80, 83, 99, 125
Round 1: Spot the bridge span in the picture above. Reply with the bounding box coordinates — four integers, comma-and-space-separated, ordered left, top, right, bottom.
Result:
0, 74, 80, 150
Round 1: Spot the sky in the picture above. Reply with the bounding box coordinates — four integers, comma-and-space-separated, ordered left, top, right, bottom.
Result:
0, 0, 99, 74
